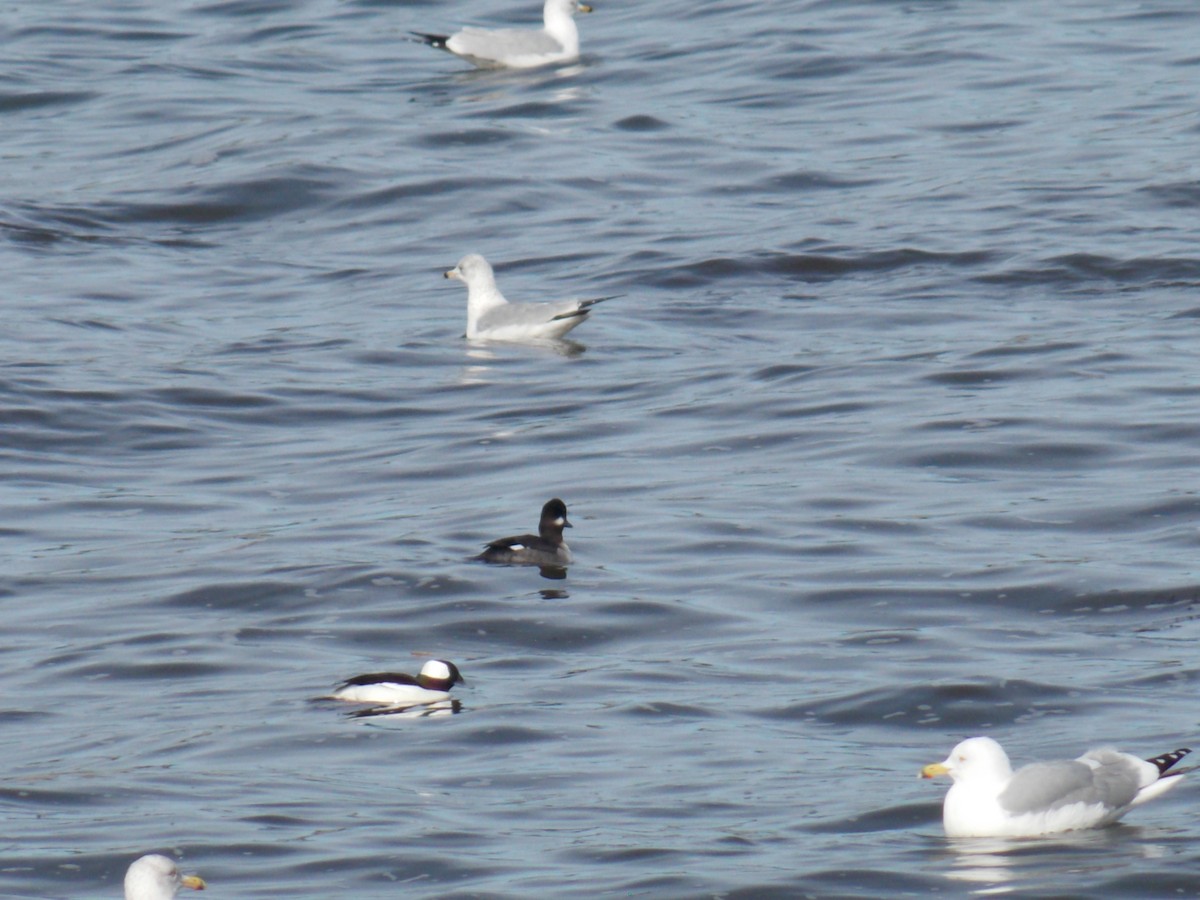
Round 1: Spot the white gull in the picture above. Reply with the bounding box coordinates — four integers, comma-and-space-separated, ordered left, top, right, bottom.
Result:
921, 736, 1191, 838
444, 253, 611, 342
412, 0, 592, 69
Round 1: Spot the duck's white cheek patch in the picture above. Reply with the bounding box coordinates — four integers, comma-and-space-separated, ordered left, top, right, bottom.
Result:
554, 518, 564, 526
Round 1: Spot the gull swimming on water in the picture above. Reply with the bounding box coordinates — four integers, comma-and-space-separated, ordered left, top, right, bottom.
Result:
412, 0, 593, 69
921, 736, 1192, 838
444, 253, 611, 342
124, 855, 206, 900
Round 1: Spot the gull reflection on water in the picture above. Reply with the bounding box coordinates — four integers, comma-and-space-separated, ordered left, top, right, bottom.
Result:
411, 55, 589, 111
450, 66, 589, 111
939, 827, 1175, 896
460, 338, 586, 384
941, 838, 1016, 894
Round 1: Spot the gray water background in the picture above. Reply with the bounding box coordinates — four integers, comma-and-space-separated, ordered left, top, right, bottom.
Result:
4, 0, 1200, 896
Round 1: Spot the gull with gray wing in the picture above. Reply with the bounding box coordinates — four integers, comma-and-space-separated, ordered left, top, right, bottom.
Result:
444, 253, 611, 342
412, 0, 593, 69
921, 735, 1192, 837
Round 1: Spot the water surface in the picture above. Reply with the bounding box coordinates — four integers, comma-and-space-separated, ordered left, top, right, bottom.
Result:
4, 0, 1200, 896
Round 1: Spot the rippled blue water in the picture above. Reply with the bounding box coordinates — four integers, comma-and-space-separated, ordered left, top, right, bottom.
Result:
5, 0, 1200, 896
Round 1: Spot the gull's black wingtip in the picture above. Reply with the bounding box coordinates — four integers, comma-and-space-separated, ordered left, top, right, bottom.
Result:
578, 294, 622, 311
546, 294, 623, 322
1147, 747, 1192, 775
410, 31, 451, 50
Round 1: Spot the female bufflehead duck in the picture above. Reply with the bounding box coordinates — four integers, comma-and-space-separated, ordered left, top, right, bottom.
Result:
124, 854, 205, 900
411, 0, 593, 70
443, 254, 611, 342
332, 659, 464, 707
478, 498, 573, 566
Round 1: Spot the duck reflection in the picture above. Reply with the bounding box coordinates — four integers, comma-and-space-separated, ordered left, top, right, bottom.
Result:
345, 698, 463, 720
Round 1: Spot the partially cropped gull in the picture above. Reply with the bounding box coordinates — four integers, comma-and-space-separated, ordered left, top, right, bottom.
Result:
444, 254, 611, 342
332, 659, 465, 708
412, 0, 593, 69
921, 736, 1192, 838
478, 498, 573, 567
124, 855, 205, 900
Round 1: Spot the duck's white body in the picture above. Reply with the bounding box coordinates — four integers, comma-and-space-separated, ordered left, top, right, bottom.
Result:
332, 659, 464, 707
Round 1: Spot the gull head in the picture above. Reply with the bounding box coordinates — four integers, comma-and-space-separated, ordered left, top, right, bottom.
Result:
545, 0, 592, 17
445, 253, 495, 288
125, 855, 206, 900
921, 736, 1012, 783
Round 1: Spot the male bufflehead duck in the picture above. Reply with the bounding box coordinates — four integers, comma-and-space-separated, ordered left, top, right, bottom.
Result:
921, 736, 1192, 837
332, 659, 465, 707
478, 498, 573, 566
124, 854, 205, 900
443, 254, 611, 342
411, 0, 593, 70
